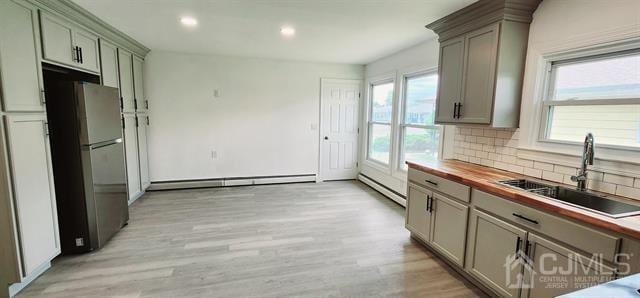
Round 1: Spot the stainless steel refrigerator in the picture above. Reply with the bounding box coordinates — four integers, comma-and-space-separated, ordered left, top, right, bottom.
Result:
45, 72, 129, 254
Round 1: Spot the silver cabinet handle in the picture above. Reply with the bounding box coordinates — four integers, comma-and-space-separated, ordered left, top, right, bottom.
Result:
425, 180, 438, 186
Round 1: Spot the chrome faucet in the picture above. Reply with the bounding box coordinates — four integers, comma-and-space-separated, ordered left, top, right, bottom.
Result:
571, 133, 594, 191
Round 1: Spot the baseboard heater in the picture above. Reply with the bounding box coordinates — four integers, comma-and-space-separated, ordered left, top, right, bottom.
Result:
358, 174, 406, 207
148, 174, 316, 191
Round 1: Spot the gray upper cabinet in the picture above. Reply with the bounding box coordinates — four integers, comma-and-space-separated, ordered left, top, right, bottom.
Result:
0, 0, 44, 112
118, 49, 135, 113
40, 12, 100, 73
133, 56, 147, 112
458, 24, 499, 124
435, 37, 464, 123
427, 0, 541, 128
99, 40, 119, 89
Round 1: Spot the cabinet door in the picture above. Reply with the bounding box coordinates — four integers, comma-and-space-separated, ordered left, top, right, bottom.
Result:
40, 12, 74, 66
458, 23, 499, 124
522, 233, 616, 298
137, 114, 150, 190
435, 37, 464, 123
132, 56, 147, 112
406, 184, 432, 241
99, 40, 119, 89
0, 0, 44, 112
466, 209, 527, 297
430, 193, 469, 267
73, 29, 100, 73
118, 49, 135, 113
123, 114, 141, 202
4, 114, 59, 277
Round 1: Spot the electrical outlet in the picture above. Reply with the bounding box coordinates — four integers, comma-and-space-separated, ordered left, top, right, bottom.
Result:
213, 89, 220, 98
211, 150, 217, 159
75, 238, 84, 247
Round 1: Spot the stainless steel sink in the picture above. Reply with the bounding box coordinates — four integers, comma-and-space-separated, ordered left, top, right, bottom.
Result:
498, 179, 640, 218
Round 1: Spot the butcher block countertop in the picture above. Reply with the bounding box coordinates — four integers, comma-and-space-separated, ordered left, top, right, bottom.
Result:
406, 160, 640, 239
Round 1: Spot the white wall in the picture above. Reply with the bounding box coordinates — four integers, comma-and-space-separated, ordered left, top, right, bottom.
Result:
360, 39, 445, 196
145, 51, 363, 182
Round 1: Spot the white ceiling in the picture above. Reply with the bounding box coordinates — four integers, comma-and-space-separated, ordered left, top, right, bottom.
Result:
73, 0, 476, 64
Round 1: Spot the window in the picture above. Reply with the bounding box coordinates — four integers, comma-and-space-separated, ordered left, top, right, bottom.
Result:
400, 72, 441, 169
542, 49, 640, 149
367, 81, 394, 164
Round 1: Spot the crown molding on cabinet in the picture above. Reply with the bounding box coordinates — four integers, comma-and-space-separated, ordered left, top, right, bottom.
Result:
31, 0, 150, 57
426, 0, 542, 42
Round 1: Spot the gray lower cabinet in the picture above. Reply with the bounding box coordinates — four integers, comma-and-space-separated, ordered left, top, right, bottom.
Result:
406, 183, 432, 240
466, 209, 527, 297
136, 114, 150, 190
430, 193, 468, 266
39, 12, 100, 73
522, 233, 615, 298
3, 114, 60, 277
0, 0, 44, 112
123, 114, 141, 202
406, 182, 470, 267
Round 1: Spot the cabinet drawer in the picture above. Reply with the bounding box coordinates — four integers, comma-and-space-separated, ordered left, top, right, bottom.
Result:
472, 189, 620, 262
408, 168, 470, 203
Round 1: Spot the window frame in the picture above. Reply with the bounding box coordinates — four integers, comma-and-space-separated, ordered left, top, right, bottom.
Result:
398, 69, 443, 171
539, 48, 640, 152
366, 78, 395, 166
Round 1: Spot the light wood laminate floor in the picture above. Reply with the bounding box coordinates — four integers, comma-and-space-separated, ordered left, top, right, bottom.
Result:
18, 181, 485, 297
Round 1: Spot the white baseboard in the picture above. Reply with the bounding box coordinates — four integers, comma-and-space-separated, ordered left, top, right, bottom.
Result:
9, 262, 51, 297
358, 174, 406, 207
148, 174, 316, 191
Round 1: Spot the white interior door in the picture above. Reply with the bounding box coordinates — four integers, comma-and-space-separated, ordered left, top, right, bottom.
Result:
320, 79, 361, 181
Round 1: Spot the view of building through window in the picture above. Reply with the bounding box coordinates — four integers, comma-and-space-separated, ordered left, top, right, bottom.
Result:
545, 51, 640, 148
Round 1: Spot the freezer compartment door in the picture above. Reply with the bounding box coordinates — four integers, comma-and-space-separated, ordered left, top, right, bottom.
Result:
85, 140, 128, 248
76, 82, 122, 145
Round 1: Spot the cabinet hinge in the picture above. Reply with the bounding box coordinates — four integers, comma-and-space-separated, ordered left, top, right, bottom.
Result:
356, 162, 358, 167
358, 92, 361, 98
43, 122, 49, 137
40, 89, 46, 105
146, 116, 150, 126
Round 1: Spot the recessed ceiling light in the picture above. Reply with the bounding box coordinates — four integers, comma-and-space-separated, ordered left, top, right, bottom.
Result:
280, 26, 295, 38
180, 16, 198, 27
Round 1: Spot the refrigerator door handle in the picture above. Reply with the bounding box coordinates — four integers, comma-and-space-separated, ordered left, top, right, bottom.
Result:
85, 138, 123, 150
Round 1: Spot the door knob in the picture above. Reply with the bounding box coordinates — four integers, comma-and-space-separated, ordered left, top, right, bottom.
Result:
324, 136, 329, 140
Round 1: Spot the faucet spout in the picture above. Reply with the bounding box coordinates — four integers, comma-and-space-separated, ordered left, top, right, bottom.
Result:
571, 133, 594, 191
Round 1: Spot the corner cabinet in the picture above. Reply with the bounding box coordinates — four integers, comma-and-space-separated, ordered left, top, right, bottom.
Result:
428, 0, 541, 128
39, 12, 100, 73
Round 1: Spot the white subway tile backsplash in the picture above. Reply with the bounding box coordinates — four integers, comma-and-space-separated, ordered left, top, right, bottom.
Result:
604, 173, 635, 187
543, 171, 564, 183
615, 185, 640, 200
451, 127, 640, 201
588, 180, 617, 194
534, 161, 554, 171
554, 165, 577, 175
523, 167, 543, 178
